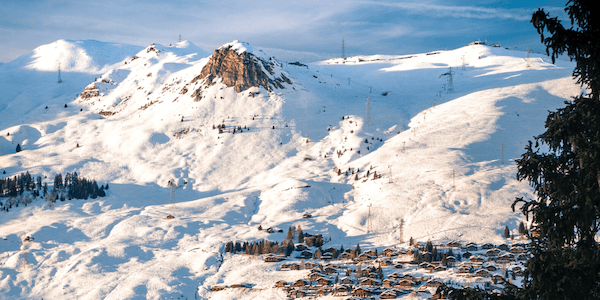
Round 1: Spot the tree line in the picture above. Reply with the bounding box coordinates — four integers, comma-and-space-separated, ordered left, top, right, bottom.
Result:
0, 171, 108, 212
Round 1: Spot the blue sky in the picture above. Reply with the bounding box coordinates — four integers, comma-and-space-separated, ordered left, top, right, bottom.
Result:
0, 0, 569, 63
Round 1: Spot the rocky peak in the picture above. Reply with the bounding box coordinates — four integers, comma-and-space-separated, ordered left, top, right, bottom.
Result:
194, 41, 291, 94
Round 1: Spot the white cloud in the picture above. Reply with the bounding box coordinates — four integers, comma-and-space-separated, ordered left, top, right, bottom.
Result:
353, 0, 549, 21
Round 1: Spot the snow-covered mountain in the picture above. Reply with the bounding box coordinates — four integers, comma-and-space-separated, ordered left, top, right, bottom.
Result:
0, 39, 580, 299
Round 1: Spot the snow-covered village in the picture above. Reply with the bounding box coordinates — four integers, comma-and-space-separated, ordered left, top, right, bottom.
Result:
0, 1, 598, 300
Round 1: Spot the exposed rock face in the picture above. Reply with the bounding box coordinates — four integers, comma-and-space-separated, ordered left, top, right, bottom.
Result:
194, 44, 292, 94
80, 85, 99, 100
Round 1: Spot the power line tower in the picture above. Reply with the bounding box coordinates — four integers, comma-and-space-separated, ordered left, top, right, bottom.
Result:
399, 219, 404, 243
501, 143, 505, 165
388, 165, 393, 184
21, 235, 33, 270
526, 47, 531, 68
178, 34, 182, 43
461, 55, 466, 70
167, 180, 176, 219
365, 97, 372, 126
366, 204, 373, 234
341, 38, 346, 60
304, 134, 312, 161
439, 67, 454, 93
58, 63, 63, 83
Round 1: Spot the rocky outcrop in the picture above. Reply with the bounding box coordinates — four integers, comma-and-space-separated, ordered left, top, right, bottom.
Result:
80, 85, 99, 100
193, 42, 292, 94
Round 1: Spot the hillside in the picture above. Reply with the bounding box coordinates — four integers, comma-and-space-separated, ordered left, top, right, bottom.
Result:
0, 39, 580, 299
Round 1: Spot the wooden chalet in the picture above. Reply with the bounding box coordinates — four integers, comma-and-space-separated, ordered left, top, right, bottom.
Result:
275, 280, 287, 288
457, 266, 471, 273
295, 243, 310, 251
497, 253, 515, 263
383, 247, 398, 257
308, 271, 326, 281
510, 246, 525, 254
263, 254, 279, 262
210, 285, 227, 292
469, 255, 485, 263
333, 284, 350, 296
388, 272, 403, 280
340, 276, 354, 285
486, 248, 501, 257
382, 279, 396, 288
380, 289, 399, 299
481, 243, 495, 250
447, 241, 461, 248
380, 259, 393, 266
426, 279, 443, 288
296, 250, 312, 259
486, 265, 498, 272
359, 277, 381, 287
289, 289, 306, 298
340, 252, 353, 260
303, 261, 319, 269
357, 253, 375, 261
498, 244, 509, 251
475, 269, 490, 278
394, 279, 415, 288
292, 279, 309, 287
466, 243, 478, 251
316, 277, 332, 286
434, 265, 447, 272
363, 249, 377, 256
351, 286, 372, 297
316, 288, 329, 297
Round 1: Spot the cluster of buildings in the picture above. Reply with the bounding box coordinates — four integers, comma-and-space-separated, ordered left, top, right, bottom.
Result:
212, 240, 529, 299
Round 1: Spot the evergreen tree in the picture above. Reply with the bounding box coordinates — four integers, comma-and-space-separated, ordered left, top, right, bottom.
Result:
509, 2, 600, 299
285, 227, 293, 242
297, 225, 304, 243
503, 226, 510, 239
518, 222, 526, 235
15, 144, 21, 153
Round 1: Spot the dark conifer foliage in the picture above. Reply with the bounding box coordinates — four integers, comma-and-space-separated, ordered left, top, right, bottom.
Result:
513, 2, 600, 299
1, 172, 107, 212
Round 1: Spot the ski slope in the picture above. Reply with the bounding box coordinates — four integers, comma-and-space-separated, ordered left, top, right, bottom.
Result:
0, 39, 581, 299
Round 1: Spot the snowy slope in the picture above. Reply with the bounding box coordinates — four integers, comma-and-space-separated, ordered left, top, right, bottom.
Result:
0, 40, 581, 299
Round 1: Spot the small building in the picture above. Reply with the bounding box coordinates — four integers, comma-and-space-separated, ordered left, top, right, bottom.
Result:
275, 280, 287, 288
486, 265, 498, 272
295, 244, 310, 251
510, 246, 525, 254
316, 277, 332, 286
340, 276, 354, 285
475, 269, 490, 278
357, 253, 375, 261
481, 243, 495, 250
333, 285, 350, 296
359, 278, 381, 287
447, 241, 461, 248
351, 287, 372, 298
264, 254, 279, 262
289, 289, 306, 298
394, 279, 415, 288
383, 248, 398, 257
303, 261, 319, 269
426, 279, 443, 288
380, 289, 399, 299
486, 248, 501, 257
293, 279, 309, 287
382, 279, 396, 288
